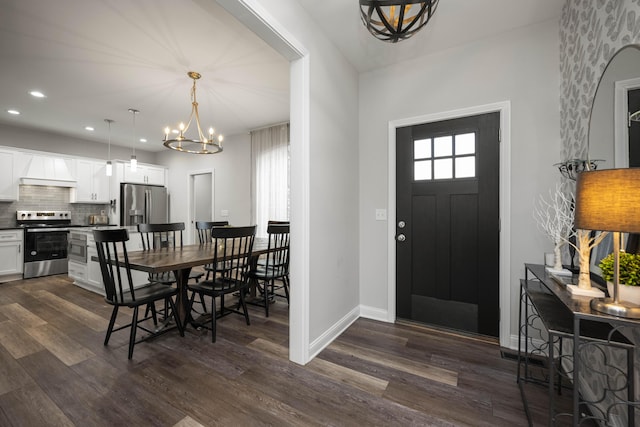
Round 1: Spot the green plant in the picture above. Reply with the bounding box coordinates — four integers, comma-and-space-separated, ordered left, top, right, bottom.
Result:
599, 252, 640, 286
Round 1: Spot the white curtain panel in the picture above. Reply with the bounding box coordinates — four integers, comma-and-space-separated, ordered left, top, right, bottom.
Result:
251, 123, 290, 237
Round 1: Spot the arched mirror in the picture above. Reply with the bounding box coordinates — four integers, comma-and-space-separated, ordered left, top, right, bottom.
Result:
587, 44, 640, 270
588, 44, 640, 170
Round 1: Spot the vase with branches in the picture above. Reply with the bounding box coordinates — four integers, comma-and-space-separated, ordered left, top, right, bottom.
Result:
533, 183, 575, 272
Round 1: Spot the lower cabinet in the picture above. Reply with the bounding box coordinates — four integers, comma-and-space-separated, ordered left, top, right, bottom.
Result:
0, 229, 23, 282
69, 229, 148, 295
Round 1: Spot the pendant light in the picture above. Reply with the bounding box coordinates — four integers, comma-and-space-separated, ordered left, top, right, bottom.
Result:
128, 108, 139, 172
104, 119, 114, 176
360, 0, 439, 43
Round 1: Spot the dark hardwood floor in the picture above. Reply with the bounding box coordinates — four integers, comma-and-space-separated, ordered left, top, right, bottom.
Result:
0, 274, 552, 426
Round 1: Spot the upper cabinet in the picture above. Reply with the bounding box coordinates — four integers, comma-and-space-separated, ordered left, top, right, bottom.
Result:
0, 149, 17, 201
121, 162, 166, 186
72, 159, 110, 203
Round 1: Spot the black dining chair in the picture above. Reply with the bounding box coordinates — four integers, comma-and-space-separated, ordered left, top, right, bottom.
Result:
138, 222, 205, 316
93, 228, 184, 359
187, 225, 256, 342
195, 220, 229, 280
245, 223, 290, 317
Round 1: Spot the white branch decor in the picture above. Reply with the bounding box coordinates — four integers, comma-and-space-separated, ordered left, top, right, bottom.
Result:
566, 229, 609, 290
533, 183, 575, 271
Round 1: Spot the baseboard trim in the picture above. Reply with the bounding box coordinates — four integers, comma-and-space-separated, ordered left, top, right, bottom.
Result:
359, 305, 389, 322
308, 306, 360, 360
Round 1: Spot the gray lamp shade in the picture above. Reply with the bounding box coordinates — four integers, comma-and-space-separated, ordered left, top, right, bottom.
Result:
574, 168, 640, 233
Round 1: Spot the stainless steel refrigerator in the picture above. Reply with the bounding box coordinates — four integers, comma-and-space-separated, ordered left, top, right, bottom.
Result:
120, 183, 168, 226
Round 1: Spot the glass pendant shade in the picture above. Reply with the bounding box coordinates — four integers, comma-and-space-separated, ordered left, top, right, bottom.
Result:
129, 109, 139, 172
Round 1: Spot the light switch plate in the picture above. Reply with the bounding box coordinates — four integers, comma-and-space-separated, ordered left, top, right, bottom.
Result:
220, 209, 229, 217
375, 208, 387, 221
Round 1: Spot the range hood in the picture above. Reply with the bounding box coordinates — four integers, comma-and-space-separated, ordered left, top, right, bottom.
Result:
20, 155, 77, 187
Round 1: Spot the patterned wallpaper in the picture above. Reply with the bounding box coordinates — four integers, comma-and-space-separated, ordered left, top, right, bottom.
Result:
560, 0, 640, 161
560, 1, 640, 425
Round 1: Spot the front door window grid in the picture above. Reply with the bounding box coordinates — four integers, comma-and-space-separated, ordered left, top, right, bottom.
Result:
413, 132, 476, 181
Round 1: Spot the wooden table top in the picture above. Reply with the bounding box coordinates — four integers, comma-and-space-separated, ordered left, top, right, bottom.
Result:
122, 238, 269, 274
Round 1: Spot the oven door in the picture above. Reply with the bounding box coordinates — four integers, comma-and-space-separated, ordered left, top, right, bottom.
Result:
24, 229, 69, 262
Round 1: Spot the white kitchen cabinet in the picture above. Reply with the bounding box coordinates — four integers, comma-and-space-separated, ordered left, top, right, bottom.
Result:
0, 150, 18, 201
73, 159, 110, 203
122, 162, 165, 185
0, 230, 23, 281
70, 228, 148, 295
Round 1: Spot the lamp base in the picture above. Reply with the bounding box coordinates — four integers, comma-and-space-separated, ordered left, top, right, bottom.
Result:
590, 297, 640, 319
567, 284, 605, 298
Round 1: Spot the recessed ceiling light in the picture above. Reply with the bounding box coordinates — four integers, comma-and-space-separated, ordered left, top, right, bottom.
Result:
7, 109, 20, 115
172, 129, 179, 134
85, 126, 95, 131
139, 138, 147, 143
29, 91, 46, 98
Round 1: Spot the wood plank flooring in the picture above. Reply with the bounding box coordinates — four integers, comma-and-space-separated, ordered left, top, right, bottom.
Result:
0, 274, 552, 426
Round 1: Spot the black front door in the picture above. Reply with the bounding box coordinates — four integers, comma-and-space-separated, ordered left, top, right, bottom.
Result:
396, 112, 500, 337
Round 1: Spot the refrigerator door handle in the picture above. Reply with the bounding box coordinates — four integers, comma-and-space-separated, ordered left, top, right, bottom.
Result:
145, 189, 150, 223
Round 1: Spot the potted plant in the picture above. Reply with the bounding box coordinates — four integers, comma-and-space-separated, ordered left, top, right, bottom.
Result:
599, 251, 640, 303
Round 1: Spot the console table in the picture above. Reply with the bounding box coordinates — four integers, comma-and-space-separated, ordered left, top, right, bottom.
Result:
518, 263, 638, 426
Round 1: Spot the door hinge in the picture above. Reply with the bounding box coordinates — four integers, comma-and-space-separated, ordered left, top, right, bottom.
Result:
498, 127, 502, 142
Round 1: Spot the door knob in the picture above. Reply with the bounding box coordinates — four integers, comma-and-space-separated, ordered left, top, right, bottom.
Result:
397, 234, 406, 242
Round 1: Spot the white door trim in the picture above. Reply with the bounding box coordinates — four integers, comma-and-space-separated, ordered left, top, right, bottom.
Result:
614, 77, 640, 168
187, 169, 214, 245
387, 101, 512, 348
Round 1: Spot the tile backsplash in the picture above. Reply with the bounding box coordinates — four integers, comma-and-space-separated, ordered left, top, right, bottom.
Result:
0, 185, 109, 227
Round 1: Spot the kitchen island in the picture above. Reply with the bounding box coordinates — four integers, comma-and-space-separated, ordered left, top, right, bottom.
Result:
68, 226, 148, 295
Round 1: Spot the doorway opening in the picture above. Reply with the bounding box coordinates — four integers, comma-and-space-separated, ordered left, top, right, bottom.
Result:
188, 170, 214, 244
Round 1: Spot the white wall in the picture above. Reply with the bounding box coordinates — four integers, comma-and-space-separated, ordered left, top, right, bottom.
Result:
156, 132, 251, 239
250, 0, 360, 351
358, 19, 561, 344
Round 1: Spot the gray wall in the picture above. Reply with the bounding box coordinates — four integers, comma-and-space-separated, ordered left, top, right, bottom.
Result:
358, 18, 561, 345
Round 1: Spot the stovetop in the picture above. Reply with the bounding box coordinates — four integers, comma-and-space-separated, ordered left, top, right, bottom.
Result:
17, 210, 73, 229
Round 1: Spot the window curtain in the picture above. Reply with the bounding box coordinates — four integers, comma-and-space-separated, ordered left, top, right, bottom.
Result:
251, 123, 290, 237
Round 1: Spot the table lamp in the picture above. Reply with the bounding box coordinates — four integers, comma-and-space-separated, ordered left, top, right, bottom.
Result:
574, 168, 640, 318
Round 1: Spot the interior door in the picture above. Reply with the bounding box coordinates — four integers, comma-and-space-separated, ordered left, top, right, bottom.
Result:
396, 112, 500, 337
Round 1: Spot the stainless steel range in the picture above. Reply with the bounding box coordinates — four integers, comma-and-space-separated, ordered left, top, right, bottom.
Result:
17, 210, 75, 279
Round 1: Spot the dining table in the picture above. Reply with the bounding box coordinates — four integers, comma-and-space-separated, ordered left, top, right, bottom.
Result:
119, 237, 269, 328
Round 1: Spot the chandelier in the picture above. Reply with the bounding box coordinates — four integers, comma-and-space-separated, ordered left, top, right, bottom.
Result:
554, 159, 603, 181
359, 0, 439, 43
163, 71, 223, 154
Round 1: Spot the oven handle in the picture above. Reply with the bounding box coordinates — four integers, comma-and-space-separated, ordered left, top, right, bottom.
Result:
25, 228, 71, 233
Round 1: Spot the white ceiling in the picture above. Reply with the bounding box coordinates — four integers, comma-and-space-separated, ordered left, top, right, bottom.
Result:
0, 0, 564, 152
298, 0, 565, 73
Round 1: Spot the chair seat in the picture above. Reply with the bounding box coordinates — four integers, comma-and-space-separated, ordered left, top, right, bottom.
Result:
188, 277, 247, 295
106, 282, 179, 307
246, 266, 287, 280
